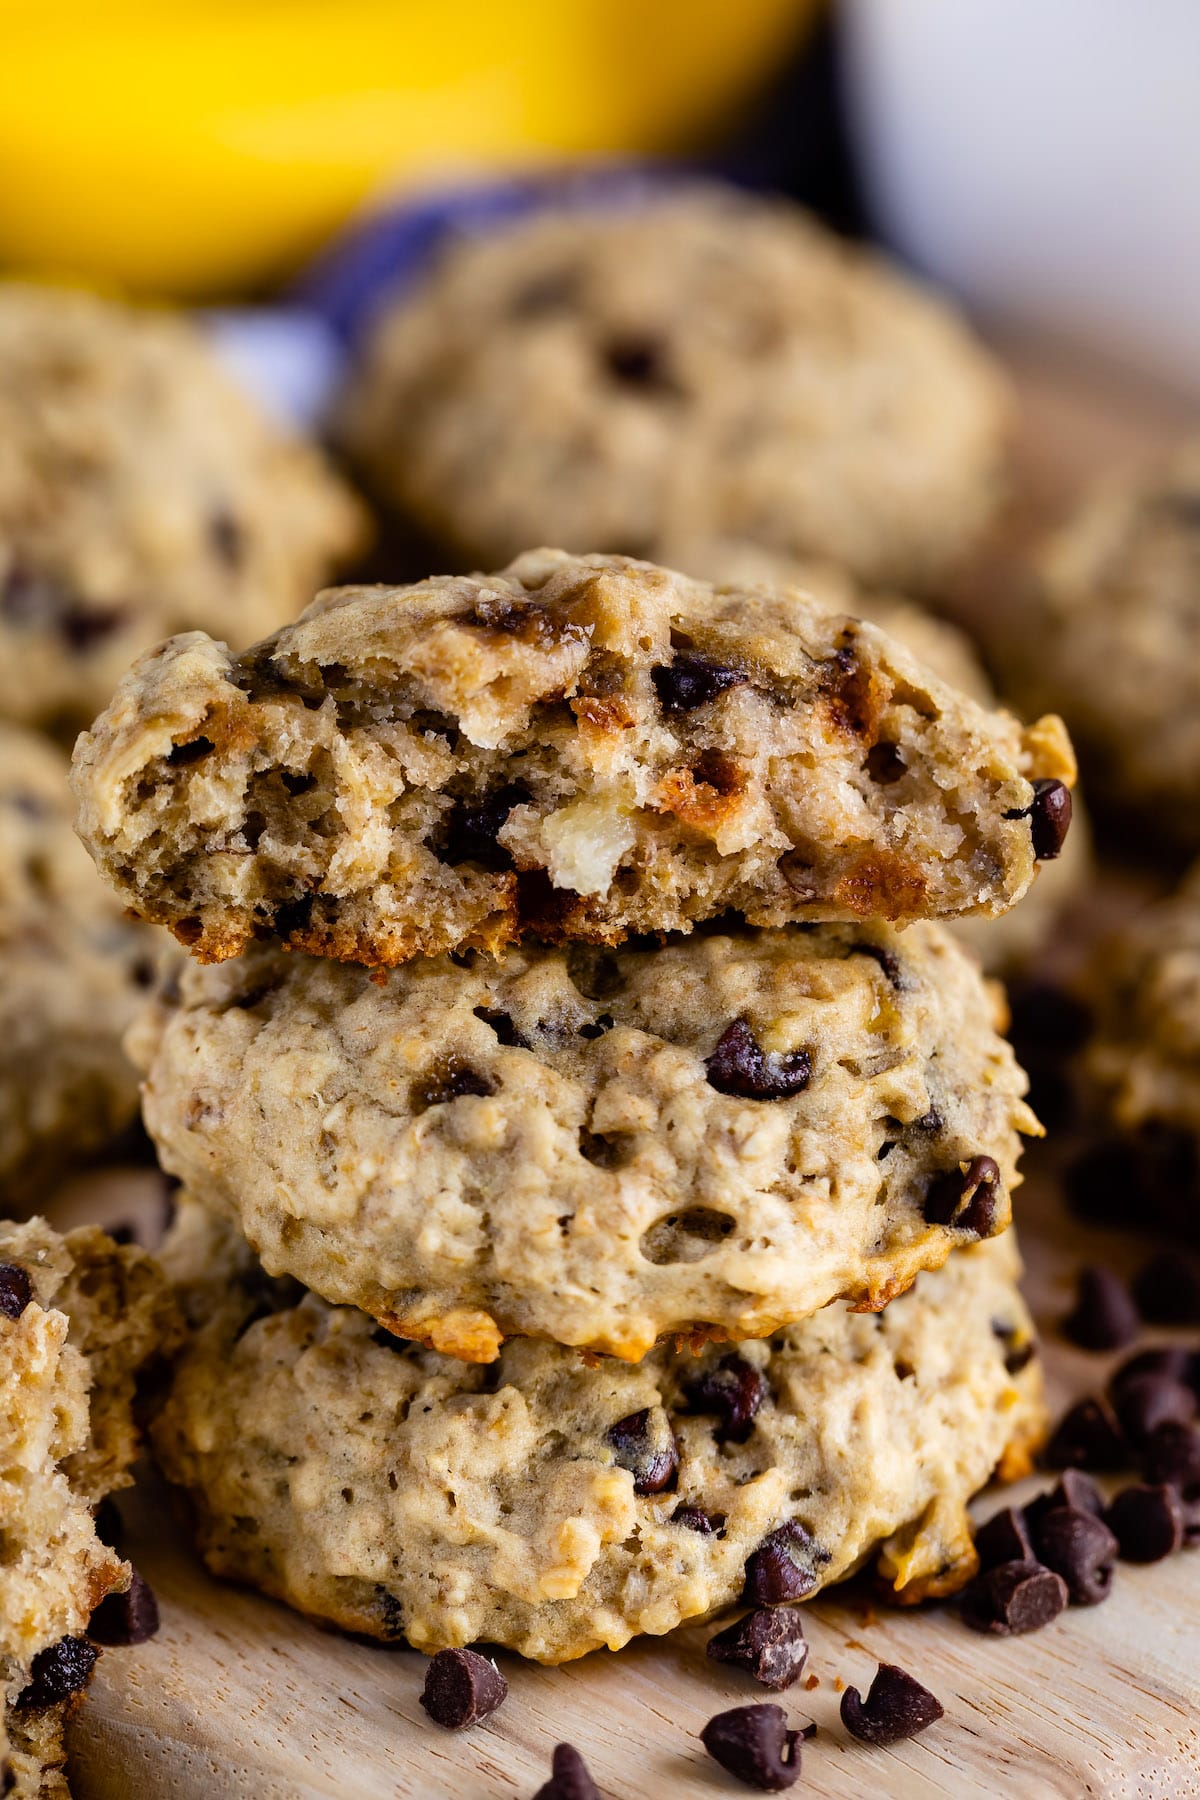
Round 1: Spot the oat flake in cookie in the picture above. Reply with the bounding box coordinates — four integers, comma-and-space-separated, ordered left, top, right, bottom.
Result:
132, 921, 1037, 1361
151, 1202, 1044, 1665
335, 184, 1011, 590
0, 723, 160, 1204
0, 282, 366, 737
72, 551, 1075, 969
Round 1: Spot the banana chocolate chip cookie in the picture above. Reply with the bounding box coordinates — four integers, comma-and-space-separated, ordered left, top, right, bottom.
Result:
662, 538, 1091, 974
0, 1218, 179, 1797
153, 1201, 1044, 1665
0, 282, 367, 737
992, 443, 1200, 844
336, 184, 1010, 589
0, 724, 161, 1205
132, 922, 1037, 1363
72, 551, 1075, 969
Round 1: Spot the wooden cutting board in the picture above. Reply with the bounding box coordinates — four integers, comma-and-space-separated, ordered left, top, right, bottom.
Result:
47, 344, 1200, 1798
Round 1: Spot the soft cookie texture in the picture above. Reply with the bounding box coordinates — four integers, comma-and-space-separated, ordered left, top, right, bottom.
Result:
0, 724, 161, 1205
152, 1202, 1044, 1665
1086, 862, 1200, 1231
72, 551, 1075, 969
131, 923, 1038, 1362
336, 184, 1011, 590
0, 282, 367, 736
663, 539, 1091, 975
992, 444, 1200, 845
0, 1218, 180, 1796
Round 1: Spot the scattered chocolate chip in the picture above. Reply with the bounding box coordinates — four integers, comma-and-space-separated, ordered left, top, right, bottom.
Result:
840, 1662, 944, 1746
707, 1609, 808, 1692
1062, 1265, 1140, 1351
1140, 1421, 1200, 1494
413, 1061, 495, 1109
974, 1506, 1032, 1572
1005, 779, 1073, 859
865, 741, 907, 785
1109, 1345, 1196, 1398
1111, 1373, 1197, 1446
706, 1019, 811, 1102
0, 1263, 32, 1320
923, 1155, 1002, 1235
1043, 1397, 1129, 1471
672, 1504, 723, 1535
960, 1561, 1068, 1635
166, 735, 215, 767
744, 1522, 824, 1606
1027, 1507, 1117, 1605
1131, 1250, 1200, 1325
850, 942, 902, 986
700, 1703, 804, 1792
1107, 1483, 1184, 1563
1046, 1469, 1106, 1519
651, 654, 746, 714
605, 1408, 678, 1495
59, 603, 126, 652
601, 336, 678, 394
436, 783, 530, 870
14, 1636, 98, 1710
685, 1355, 768, 1444
209, 510, 244, 567
88, 1570, 160, 1646
419, 1647, 507, 1730
532, 1743, 601, 1800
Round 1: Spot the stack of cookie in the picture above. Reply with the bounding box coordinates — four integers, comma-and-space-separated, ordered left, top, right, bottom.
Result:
71, 549, 1071, 1663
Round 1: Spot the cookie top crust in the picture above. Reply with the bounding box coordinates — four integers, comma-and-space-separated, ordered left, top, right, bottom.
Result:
132, 922, 1038, 1362
152, 1202, 1043, 1664
0, 282, 366, 735
336, 184, 1011, 589
72, 551, 1075, 967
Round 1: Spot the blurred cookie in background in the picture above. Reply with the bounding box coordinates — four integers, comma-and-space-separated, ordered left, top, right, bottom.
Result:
985, 444, 1200, 850
336, 183, 1011, 591
0, 284, 368, 737
665, 536, 1091, 976
0, 724, 163, 1209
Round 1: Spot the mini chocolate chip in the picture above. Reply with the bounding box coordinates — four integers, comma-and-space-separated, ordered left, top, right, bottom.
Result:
923, 1156, 1002, 1235
850, 942, 902, 986
840, 1663, 944, 1746
1028, 1507, 1117, 1605
1043, 1397, 1129, 1471
672, 1504, 723, 1535
532, 1743, 601, 1800
59, 603, 126, 652
436, 784, 530, 870
700, 1703, 803, 1792
707, 1609, 808, 1692
1047, 1469, 1106, 1518
414, 1062, 495, 1109
1112, 1373, 1197, 1446
1062, 1265, 1140, 1351
88, 1570, 160, 1646
960, 1561, 1068, 1635
1107, 1483, 1185, 1563
974, 1506, 1032, 1572
1140, 1421, 1200, 1494
419, 1648, 507, 1730
472, 1006, 530, 1049
577, 1013, 614, 1041
744, 1522, 824, 1605
0, 1263, 33, 1320
706, 1019, 811, 1102
686, 1355, 768, 1444
15, 1636, 98, 1709
865, 741, 907, 785
651, 654, 746, 714
1030, 779, 1073, 860
1109, 1346, 1196, 1397
605, 1408, 678, 1495
1131, 1250, 1200, 1325
209, 510, 244, 566
166, 735, 215, 767
601, 335, 678, 394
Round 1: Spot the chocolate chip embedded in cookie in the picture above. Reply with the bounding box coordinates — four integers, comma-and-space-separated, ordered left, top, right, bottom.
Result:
132, 922, 1037, 1360
72, 552, 1075, 967
150, 1201, 1044, 1664
0, 282, 366, 736
336, 184, 1010, 591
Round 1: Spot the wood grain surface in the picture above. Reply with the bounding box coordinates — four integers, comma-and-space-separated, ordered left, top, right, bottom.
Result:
43, 347, 1200, 1798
